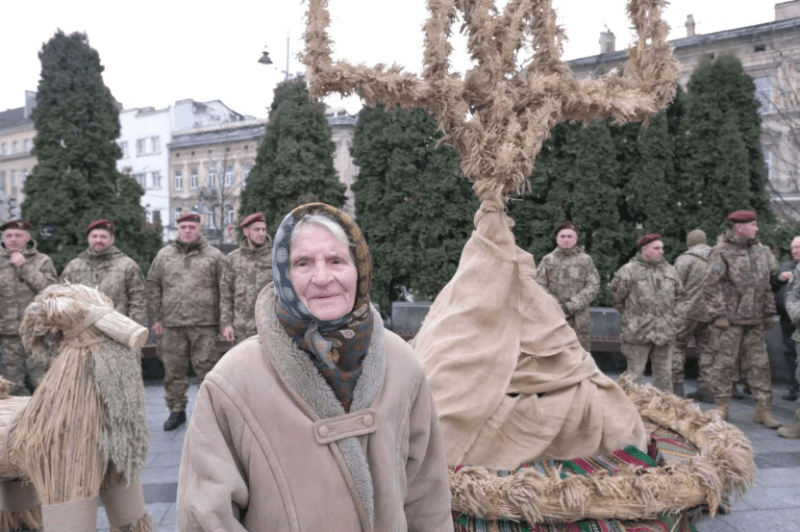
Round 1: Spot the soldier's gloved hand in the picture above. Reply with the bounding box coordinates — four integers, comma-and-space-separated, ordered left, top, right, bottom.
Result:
560, 304, 572, 317
762, 317, 775, 331
714, 317, 729, 329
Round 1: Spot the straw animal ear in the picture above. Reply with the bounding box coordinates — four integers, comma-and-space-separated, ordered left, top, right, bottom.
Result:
303, 0, 677, 200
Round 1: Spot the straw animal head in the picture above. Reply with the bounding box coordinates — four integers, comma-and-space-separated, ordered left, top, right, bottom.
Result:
304, 0, 678, 201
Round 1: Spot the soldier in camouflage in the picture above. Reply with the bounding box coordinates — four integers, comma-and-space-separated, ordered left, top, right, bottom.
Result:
769, 236, 800, 402
780, 266, 800, 438
673, 229, 713, 399
146, 213, 226, 431
703, 210, 780, 428
221, 213, 273, 345
610, 233, 681, 393
61, 219, 146, 325
0, 219, 57, 395
535, 221, 599, 351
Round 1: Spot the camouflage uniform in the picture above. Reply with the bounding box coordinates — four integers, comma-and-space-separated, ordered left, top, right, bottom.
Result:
146, 236, 225, 412
220, 238, 272, 344
0, 241, 57, 394
672, 243, 713, 391
61, 245, 147, 325
771, 259, 799, 397
782, 264, 800, 423
609, 253, 681, 392
703, 231, 776, 408
535, 245, 600, 351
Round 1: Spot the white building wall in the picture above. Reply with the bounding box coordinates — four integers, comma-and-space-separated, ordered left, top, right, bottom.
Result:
117, 107, 171, 239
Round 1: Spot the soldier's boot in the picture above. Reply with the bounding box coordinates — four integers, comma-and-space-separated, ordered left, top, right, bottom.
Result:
688, 387, 714, 404
713, 400, 729, 421
777, 420, 800, 439
673, 383, 685, 398
752, 408, 782, 429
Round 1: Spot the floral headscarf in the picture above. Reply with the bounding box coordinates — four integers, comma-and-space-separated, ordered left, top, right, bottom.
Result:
272, 203, 373, 411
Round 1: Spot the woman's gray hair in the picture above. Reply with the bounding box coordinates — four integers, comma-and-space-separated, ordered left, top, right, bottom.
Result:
290, 213, 355, 262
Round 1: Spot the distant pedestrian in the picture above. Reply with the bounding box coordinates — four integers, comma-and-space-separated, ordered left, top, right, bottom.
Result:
61, 219, 147, 326
610, 233, 681, 393
673, 229, 713, 399
221, 213, 273, 345
146, 213, 226, 431
770, 236, 800, 402
0, 219, 57, 395
704, 210, 780, 428
535, 221, 600, 352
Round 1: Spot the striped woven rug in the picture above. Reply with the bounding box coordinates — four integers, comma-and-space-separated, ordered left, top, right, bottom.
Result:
452, 421, 727, 532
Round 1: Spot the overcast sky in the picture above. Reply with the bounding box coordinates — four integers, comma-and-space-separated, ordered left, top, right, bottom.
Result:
2, 1, 776, 119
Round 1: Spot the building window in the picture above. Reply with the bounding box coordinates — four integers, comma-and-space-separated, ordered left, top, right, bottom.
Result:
151, 171, 162, 188
224, 205, 234, 225
190, 169, 198, 189
119, 141, 128, 159
174, 207, 182, 221
174, 170, 183, 190
0, 171, 5, 188
11, 170, 16, 186
207, 211, 216, 228
1, 143, 6, 155
754, 44, 766, 53
242, 164, 251, 183
24, 139, 32, 153
12, 141, 18, 154
134, 173, 146, 187
150, 136, 160, 154
754, 76, 771, 114
136, 138, 147, 156
762, 148, 772, 183
20, 170, 28, 185
207, 167, 217, 190
224, 165, 234, 186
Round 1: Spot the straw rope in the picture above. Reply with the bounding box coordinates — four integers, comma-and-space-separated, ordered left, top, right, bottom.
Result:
303, 0, 678, 200
448, 378, 756, 523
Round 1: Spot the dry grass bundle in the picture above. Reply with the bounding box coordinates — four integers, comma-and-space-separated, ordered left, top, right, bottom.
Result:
303, 0, 678, 201
448, 378, 756, 523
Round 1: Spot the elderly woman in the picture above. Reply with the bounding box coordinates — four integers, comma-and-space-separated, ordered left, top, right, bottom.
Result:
177, 203, 454, 532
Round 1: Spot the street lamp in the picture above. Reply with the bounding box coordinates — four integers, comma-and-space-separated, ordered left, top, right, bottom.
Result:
258, 50, 273, 65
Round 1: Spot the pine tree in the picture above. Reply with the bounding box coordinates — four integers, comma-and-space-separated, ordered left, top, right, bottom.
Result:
22, 30, 161, 272
238, 77, 345, 232
681, 55, 773, 243
351, 104, 477, 310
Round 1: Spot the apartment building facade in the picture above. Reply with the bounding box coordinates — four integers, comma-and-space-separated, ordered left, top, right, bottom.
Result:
0, 91, 37, 220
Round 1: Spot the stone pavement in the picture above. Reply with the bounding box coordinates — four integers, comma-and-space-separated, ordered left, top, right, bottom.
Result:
99, 375, 800, 532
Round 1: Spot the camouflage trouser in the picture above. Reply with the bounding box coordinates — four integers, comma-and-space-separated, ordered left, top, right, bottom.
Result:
234, 327, 257, 346
159, 326, 220, 412
708, 324, 772, 407
621, 341, 673, 393
672, 319, 713, 388
0, 335, 48, 396
567, 308, 592, 353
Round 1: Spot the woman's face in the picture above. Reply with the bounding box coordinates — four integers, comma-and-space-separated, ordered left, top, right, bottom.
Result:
289, 223, 358, 321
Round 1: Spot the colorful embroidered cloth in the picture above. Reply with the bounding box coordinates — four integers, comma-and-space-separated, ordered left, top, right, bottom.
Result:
452, 422, 730, 532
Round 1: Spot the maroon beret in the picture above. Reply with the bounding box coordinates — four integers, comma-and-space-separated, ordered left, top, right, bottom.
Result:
177, 213, 202, 224
637, 233, 662, 248
554, 221, 579, 236
0, 219, 30, 231
240, 212, 266, 228
85, 219, 115, 236
728, 210, 757, 223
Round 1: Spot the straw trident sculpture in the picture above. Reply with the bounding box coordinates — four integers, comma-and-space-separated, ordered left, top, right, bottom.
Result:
304, 0, 678, 200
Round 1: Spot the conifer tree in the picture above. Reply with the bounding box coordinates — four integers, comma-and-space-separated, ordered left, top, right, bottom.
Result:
238, 77, 345, 232
351, 104, 477, 310
680, 55, 773, 241
22, 30, 161, 272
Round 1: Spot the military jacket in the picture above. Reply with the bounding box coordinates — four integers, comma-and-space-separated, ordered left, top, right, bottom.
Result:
146, 237, 225, 328
703, 231, 776, 325
535, 245, 600, 314
673, 244, 712, 323
0, 241, 57, 335
784, 263, 800, 340
61, 246, 147, 325
609, 253, 681, 345
220, 239, 273, 338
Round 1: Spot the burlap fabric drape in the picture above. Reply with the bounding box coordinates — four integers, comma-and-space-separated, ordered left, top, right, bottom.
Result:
415, 198, 646, 469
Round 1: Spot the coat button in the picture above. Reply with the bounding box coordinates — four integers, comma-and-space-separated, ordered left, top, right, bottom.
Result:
318, 425, 330, 437
362, 414, 373, 427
